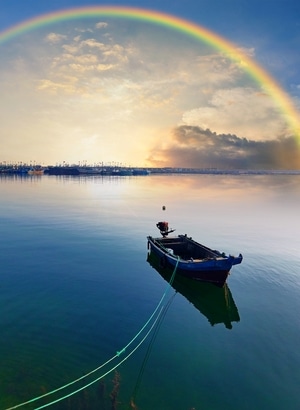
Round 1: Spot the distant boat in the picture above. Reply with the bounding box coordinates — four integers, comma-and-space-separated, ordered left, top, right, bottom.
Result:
147, 221, 243, 287
27, 168, 44, 175
147, 252, 240, 329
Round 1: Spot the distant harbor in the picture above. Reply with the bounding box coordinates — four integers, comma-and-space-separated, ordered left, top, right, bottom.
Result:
0, 164, 150, 176
0, 163, 300, 176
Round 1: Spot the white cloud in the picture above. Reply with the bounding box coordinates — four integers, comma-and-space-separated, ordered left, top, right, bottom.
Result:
45, 32, 67, 44
36, 78, 79, 94
80, 38, 106, 50
95, 22, 108, 29
74, 27, 93, 34
62, 44, 80, 54
182, 87, 288, 139
236, 47, 256, 57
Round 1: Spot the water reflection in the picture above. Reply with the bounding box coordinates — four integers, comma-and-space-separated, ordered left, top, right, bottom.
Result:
147, 252, 240, 329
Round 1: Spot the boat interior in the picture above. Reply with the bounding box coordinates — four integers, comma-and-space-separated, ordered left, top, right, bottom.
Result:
157, 236, 219, 260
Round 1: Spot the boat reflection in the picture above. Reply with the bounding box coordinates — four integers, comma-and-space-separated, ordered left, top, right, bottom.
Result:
147, 252, 240, 329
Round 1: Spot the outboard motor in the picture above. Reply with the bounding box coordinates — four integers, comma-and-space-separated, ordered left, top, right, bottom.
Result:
156, 221, 175, 237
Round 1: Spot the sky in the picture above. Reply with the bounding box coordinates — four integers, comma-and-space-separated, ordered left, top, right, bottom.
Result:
0, 0, 300, 169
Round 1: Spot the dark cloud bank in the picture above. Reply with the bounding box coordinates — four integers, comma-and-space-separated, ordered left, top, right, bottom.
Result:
148, 126, 300, 169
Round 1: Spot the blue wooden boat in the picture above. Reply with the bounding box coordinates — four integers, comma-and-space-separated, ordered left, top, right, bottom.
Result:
147, 222, 243, 287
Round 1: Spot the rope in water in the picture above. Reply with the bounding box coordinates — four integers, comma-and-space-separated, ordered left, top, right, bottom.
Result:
34, 306, 164, 410
130, 291, 177, 405
5, 255, 179, 410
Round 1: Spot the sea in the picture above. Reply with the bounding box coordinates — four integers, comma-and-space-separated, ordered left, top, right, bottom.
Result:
0, 173, 300, 410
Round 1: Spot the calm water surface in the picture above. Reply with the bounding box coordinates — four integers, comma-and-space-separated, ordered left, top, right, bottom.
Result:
0, 174, 300, 410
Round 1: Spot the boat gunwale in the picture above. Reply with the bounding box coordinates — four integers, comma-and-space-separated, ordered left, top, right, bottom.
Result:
148, 235, 242, 267
147, 235, 226, 263
147, 231, 242, 286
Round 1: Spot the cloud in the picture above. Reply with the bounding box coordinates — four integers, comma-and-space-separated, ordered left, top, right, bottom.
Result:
45, 33, 67, 43
36, 78, 79, 94
37, 35, 133, 93
236, 47, 256, 57
33, 35, 133, 95
95, 22, 108, 29
147, 125, 300, 169
181, 87, 288, 139
80, 38, 106, 50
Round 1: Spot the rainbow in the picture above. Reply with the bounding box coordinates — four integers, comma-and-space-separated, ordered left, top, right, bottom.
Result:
1, 5, 299, 140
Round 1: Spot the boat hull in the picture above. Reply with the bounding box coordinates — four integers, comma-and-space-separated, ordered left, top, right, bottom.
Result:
147, 252, 240, 328
147, 235, 242, 287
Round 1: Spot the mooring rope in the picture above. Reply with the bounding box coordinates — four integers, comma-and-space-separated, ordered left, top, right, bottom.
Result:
5, 256, 179, 410
34, 307, 165, 410
130, 291, 177, 407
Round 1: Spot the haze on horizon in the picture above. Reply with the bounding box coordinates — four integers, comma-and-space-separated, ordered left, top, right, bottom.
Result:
1, 17, 300, 169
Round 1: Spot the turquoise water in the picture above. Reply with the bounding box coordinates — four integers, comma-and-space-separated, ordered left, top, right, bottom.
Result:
1, 174, 300, 410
